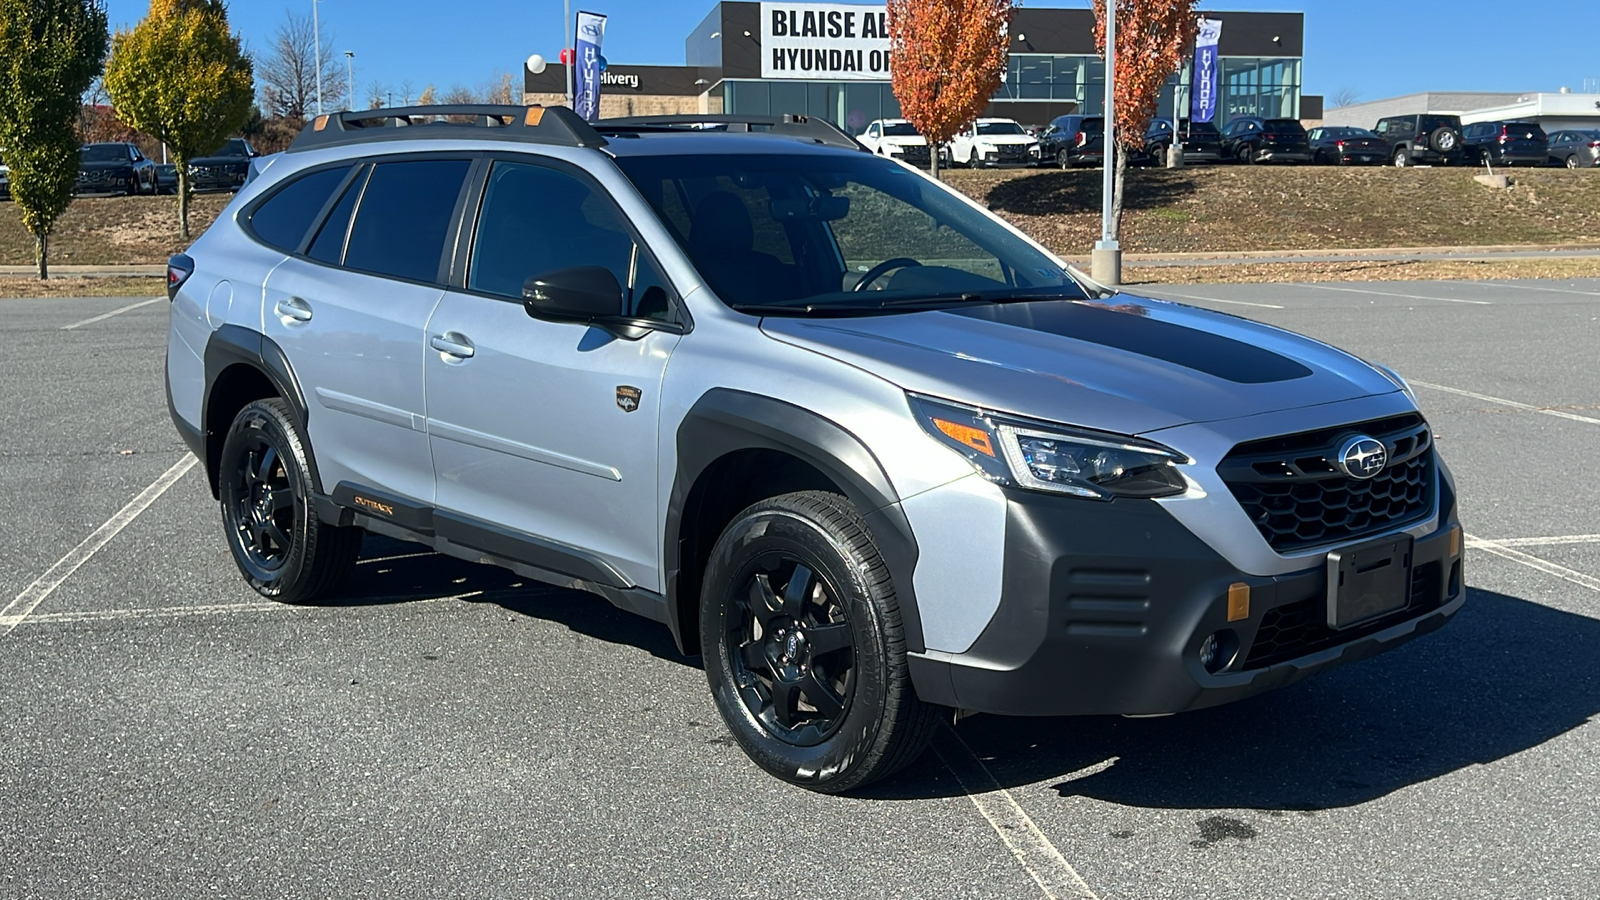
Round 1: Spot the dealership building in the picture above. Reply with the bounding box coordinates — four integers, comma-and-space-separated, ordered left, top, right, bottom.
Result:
1322, 90, 1600, 132
524, 2, 1319, 131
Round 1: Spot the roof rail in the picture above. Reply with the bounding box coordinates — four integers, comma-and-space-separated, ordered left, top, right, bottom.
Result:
594, 114, 866, 151
287, 105, 607, 153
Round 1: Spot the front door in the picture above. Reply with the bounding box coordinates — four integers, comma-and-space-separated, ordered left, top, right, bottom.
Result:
424, 158, 683, 590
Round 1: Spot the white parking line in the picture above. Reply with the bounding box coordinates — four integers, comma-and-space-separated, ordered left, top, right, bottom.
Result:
1473, 280, 1600, 298
0, 454, 196, 637
933, 728, 1102, 900
59, 297, 163, 330
1469, 534, 1600, 548
1145, 289, 1284, 309
1303, 284, 1492, 305
14, 592, 479, 626
1466, 534, 1600, 594
1411, 381, 1600, 426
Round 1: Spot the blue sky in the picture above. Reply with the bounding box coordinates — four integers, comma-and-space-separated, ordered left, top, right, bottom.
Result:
103, 1, 1600, 108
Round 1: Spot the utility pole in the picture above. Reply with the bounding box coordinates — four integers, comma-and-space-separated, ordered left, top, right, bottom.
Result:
345, 51, 354, 110
313, 0, 323, 115
1093, 0, 1120, 285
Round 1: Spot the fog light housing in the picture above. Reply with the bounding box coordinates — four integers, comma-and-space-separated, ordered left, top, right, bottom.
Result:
1199, 630, 1239, 674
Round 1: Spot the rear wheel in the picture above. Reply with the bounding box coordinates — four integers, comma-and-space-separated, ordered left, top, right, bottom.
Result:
218, 398, 361, 603
1568, 155, 1581, 170
1393, 147, 1411, 167
700, 491, 939, 793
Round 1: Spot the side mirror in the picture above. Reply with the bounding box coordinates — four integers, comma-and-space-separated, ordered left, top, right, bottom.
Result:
522, 266, 625, 324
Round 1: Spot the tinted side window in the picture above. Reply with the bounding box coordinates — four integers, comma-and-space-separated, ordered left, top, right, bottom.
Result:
469, 161, 636, 301
343, 159, 471, 283
308, 166, 368, 264
249, 166, 351, 251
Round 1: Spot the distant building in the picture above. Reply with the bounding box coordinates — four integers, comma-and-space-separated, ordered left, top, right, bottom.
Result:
525, 2, 1310, 130
1323, 90, 1600, 130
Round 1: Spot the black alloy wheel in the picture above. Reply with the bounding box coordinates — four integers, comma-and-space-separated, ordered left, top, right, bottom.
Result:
1057, 149, 1071, 170
700, 491, 939, 793
219, 398, 360, 603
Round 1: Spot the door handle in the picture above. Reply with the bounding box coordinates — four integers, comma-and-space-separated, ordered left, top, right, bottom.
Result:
430, 332, 475, 359
274, 296, 313, 322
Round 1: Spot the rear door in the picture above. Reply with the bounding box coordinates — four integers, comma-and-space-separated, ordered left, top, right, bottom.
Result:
423, 156, 684, 591
262, 155, 473, 506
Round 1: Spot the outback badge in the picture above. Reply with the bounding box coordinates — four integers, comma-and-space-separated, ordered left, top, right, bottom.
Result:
616, 385, 642, 413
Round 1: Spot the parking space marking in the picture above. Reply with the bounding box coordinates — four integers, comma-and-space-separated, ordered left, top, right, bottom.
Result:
1143, 289, 1284, 310
1302, 284, 1491, 306
1467, 534, 1600, 594
1470, 534, 1600, 548
933, 728, 1102, 900
13, 591, 478, 627
0, 454, 196, 638
59, 297, 163, 331
1470, 280, 1600, 299
1411, 381, 1600, 426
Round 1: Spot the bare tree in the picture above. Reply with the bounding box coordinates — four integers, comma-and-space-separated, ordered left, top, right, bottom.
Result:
1329, 87, 1362, 109
365, 80, 389, 109
483, 72, 514, 105
258, 9, 347, 119
399, 79, 415, 106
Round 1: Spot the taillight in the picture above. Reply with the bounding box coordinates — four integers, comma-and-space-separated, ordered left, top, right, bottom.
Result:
167, 253, 194, 301
1589, 141, 1600, 148
1262, 133, 1276, 141
1075, 131, 1086, 146
1335, 140, 1346, 147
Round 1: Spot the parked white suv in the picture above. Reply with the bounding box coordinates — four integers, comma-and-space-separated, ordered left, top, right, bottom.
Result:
856, 118, 944, 168
948, 118, 1039, 168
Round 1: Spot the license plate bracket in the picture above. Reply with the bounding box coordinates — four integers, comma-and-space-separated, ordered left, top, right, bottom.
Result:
1326, 535, 1413, 629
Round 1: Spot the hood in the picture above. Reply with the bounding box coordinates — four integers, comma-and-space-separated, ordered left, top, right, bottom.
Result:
191, 155, 249, 167
879, 135, 928, 147
79, 160, 133, 172
759, 295, 1398, 436
973, 135, 1037, 145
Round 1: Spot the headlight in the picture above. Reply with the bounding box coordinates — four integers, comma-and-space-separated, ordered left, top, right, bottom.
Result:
910, 395, 1191, 500
883, 144, 904, 155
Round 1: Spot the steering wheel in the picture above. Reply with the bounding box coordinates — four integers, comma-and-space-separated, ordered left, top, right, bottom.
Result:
853, 257, 922, 292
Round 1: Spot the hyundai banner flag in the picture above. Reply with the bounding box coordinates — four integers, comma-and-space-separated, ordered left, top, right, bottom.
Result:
573, 10, 607, 122
1191, 18, 1222, 124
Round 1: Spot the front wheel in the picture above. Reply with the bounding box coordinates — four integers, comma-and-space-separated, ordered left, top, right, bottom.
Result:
1057, 149, 1071, 170
700, 491, 939, 793
218, 398, 361, 603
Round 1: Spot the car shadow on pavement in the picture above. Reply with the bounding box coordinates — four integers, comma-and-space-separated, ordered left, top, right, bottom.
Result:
870, 586, 1600, 810
325, 534, 696, 666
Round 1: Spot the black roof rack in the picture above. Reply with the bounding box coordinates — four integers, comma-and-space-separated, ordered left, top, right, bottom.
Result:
594, 114, 866, 151
287, 105, 607, 153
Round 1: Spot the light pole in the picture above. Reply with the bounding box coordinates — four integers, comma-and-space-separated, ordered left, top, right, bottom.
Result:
344, 51, 354, 110
563, 0, 573, 107
1093, 0, 1120, 285
313, 0, 323, 115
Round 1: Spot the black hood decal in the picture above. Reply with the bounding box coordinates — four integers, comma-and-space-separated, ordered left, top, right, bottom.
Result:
945, 301, 1313, 384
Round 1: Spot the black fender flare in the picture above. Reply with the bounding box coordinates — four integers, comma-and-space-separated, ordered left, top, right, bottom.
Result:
201, 324, 317, 496
664, 388, 924, 657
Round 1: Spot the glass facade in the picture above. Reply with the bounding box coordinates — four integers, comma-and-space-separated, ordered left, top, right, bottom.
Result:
721, 57, 1301, 130
988, 54, 1301, 121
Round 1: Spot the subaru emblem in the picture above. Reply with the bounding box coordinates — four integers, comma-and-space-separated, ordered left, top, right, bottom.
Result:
1336, 435, 1388, 480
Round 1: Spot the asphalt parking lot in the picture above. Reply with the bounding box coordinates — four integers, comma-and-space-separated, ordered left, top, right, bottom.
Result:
2, 279, 1598, 899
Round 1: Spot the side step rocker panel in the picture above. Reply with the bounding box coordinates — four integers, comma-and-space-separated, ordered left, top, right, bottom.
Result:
318, 481, 670, 628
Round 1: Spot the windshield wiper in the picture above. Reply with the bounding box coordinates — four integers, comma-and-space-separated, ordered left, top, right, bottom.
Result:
731, 288, 1081, 317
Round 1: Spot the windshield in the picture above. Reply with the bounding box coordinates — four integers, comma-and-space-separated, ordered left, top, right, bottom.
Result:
211, 139, 250, 157
1503, 123, 1545, 140
81, 144, 128, 163
615, 152, 1083, 315
976, 121, 1027, 136
881, 122, 919, 137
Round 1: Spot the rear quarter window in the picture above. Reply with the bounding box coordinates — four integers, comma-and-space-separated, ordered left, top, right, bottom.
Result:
248, 166, 351, 251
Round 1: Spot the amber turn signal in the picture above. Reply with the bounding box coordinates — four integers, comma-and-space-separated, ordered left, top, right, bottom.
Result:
1227, 582, 1250, 623
932, 418, 995, 457
1449, 526, 1462, 557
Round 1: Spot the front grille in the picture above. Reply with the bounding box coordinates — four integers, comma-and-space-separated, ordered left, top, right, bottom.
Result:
1243, 561, 1443, 669
897, 145, 931, 165
1219, 414, 1435, 553
995, 144, 1030, 162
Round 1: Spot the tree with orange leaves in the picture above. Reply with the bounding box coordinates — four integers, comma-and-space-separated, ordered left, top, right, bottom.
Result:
1092, 0, 1198, 239
887, 0, 1013, 180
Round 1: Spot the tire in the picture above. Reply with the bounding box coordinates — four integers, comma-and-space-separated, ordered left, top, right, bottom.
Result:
700, 490, 939, 793
1429, 127, 1460, 154
968, 149, 981, 169
1057, 149, 1071, 170
1245, 143, 1260, 165
1393, 146, 1411, 168
1568, 155, 1580, 170
218, 398, 361, 603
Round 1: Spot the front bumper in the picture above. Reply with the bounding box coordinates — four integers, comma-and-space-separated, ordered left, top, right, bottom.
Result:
909, 470, 1463, 717
1257, 148, 1312, 163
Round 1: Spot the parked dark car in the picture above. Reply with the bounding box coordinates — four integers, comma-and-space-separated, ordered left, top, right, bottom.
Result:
154, 163, 179, 194
187, 138, 258, 192
76, 142, 159, 196
1038, 114, 1104, 168
1219, 116, 1311, 164
1547, 129, 1600, 169
0, 147, 9, 199
1373, 114, 1466, 167
1307, 126, 1386, 165
1462, 121, 1550, 168
1143, 118, 1223, 164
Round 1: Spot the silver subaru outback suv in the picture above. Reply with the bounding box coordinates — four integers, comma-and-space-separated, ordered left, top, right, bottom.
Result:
165, 106, 1464, 793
